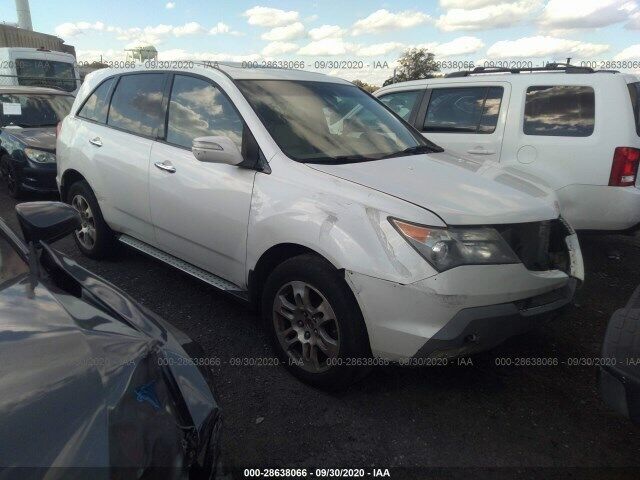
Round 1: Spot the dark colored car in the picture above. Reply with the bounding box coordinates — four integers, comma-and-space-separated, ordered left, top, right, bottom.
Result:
0, 87, 74, 198
600, 285, 640, 424
0, 201, 222, 478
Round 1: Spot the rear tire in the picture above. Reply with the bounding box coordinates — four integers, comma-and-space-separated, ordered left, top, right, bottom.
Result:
261, 254, 371, 389
1, 155, 23, 199
67, 180, 116, 259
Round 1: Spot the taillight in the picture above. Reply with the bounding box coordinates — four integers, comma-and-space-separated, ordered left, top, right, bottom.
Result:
609, 147, 640, 187
56, 121, 62, 137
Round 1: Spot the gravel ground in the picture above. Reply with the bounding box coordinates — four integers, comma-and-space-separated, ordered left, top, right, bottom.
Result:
2, 187, 639, 478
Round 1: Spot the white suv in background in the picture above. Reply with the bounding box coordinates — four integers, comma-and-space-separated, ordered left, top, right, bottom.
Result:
375, 65, 640, 232
57, 64, 584, 388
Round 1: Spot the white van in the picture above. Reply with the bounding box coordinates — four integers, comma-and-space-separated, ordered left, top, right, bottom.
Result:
0, 47, 80, 94
375, 65, 640, 232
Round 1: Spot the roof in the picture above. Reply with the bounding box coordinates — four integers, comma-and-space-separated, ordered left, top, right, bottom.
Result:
0, 85, 74, 95
214, 62, 351, 84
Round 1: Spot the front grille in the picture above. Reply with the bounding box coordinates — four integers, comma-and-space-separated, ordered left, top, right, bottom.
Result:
494, 219, 570, 272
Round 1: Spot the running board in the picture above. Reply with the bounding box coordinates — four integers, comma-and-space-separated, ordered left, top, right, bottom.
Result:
118, 234, 248, 301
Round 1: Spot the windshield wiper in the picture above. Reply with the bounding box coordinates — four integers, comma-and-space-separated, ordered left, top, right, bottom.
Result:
303, 154, 382, 164
381, 144, 443, 159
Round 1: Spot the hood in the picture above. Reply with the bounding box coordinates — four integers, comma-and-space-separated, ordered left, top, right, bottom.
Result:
5, 126, 57, 152
306, 151, 560, 225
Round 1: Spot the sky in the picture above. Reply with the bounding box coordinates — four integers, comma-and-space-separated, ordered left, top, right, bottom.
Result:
1, 0, 639, 85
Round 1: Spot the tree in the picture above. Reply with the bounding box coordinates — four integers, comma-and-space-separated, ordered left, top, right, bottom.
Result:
383, 48, 440, 87
352, 79, 379, 93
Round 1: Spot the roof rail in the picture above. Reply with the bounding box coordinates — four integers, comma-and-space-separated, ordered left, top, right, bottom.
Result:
444, 62, 617, 78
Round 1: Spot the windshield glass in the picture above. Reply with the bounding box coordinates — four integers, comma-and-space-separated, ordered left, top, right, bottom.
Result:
237, 80, 434, 163
0, 93, 74, 128
15, 59, 78, 93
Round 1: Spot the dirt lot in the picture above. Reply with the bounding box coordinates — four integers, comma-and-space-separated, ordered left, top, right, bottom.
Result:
1, 188, 639, 478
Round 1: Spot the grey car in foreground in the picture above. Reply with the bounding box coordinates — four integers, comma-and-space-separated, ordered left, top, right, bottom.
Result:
0, 202, 221, 479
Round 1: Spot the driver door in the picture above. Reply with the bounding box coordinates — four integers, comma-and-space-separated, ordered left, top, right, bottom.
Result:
148, 74, 256, 287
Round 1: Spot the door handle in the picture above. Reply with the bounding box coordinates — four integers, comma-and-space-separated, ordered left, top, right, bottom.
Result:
89, 137, 102, 147
467, 148, 495, 155
154, 161, 176, 173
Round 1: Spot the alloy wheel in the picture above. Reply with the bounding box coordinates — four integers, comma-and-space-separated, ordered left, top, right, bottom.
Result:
71, 194, 97, 250
273, 281, 340, 373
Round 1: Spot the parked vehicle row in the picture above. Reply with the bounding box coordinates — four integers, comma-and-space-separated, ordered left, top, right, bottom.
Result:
375, 64, 640, 232
51, 63, 584, 388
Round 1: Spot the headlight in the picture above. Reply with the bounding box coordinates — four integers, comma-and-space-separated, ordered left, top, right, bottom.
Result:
24, 148, 56, 164
390, 218, 520, 272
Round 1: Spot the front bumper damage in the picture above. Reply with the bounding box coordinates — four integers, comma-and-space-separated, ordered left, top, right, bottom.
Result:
346, 233, 584, 361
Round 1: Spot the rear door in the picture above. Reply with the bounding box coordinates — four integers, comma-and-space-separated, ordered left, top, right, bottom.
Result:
414, 82, 510, 163
74, 72, 168, 243
377, 89, 425, 124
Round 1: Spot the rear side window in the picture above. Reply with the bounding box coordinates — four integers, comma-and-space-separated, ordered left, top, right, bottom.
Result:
524, 86, 594, 137
78, 78, 114, 123
107, 74, 166, 137
379, 90, 421, 121
423, 86, 503, 134
629, 82, 640, 136
166, 75, 243, 149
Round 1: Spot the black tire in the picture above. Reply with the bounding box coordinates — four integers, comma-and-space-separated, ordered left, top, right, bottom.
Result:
262, 254, 371, 389
1, 155, 23, 199
67, 180, 117, 259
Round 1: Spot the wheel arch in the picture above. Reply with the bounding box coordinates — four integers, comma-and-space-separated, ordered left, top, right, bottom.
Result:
60, 169, 87, 202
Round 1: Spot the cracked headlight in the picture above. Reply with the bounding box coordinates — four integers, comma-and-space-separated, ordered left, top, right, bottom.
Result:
25, 148, 56, 164
390, 218, 520, 272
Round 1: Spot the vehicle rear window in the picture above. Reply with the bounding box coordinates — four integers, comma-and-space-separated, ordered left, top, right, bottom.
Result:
78, 78, 114, 124
107, 74, 166, 137
166, 75, 243, 149
524, 85, 594, 137
379, 90, 421, 121
423, 86, 503, 134
629, 82, 640, 136
15, 59, 77, 93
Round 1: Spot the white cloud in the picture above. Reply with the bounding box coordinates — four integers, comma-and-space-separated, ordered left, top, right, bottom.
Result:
165, 2, 175, 9
243, 6, 299, 27
486, 35, 610, 58
308, 25, 346, 40
172, 22, 206, 36
209, 22, 230, 35
351, 9, 430, 35
418, 36, 485, 56
436, 1, 541, 31
298, 38, 354, 56
440, 0, 499, 7
262, 41, 298, 56
158, 49, 260, 63
356, 42, 404, 56
614, 44, 640, 60
261, 22, 305, 41
539, 0, 638, 30
55, 21, 106, 37
629, 11, 640, 29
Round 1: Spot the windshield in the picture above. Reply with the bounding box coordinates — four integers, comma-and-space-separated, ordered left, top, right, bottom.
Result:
237, 80, 436, 163
0, 93, 74, 128
15, 59, 78, 93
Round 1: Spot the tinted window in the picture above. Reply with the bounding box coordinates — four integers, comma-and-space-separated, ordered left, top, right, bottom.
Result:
78, 78, 114, 124
108, 74, 166, 137
0, 93, 73, 128
629, 82, 640, 137
237, 80, 426, 163
423, 87, 503, 134
15, 59, 77, 92
379, 90, 421, 121
167, 75, 243, 149
524, 86, 594, 137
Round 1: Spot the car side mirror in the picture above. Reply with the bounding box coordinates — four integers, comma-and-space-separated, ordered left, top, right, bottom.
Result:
15, 201, 81, 245
192, 136, 244, 166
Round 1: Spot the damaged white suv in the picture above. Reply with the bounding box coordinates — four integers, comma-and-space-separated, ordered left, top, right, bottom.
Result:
57, 64, 584, 388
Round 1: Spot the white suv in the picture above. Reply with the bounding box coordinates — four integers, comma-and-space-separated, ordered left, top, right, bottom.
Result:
375, 65, 640, 232
57, 64, 584, 387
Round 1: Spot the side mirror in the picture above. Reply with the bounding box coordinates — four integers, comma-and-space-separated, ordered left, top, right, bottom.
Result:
192, 136, 244, 166
15, 201, 81, 245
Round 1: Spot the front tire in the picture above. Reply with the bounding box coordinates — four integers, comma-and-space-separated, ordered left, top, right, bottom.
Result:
262, 254, 371, 389
1, 155, 22, 199
67, 180, 116, 259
